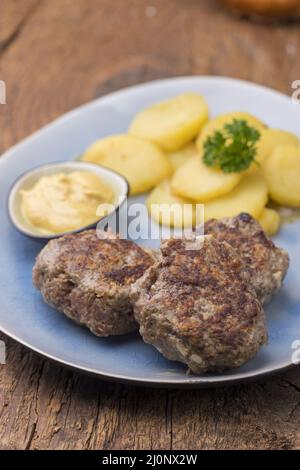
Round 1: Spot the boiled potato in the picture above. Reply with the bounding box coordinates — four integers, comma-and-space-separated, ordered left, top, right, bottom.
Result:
129, 93, 209, 151
171, 156, 242, 202
264, 146, 300, 207
196, 111, 266, 152
203, 174, 268, 221
167, 143, 198, 171
147, 180, 198, 228
147, 174, 268, 228
259, 129, 299, 163
81, 134, 172, 195
247, 128, 300, 175
258, 208, 281, 236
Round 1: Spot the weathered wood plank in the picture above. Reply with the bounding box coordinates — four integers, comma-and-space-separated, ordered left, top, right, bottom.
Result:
0, 0, 40, 50
1, 0, 300, 450
1, 330, 300, 450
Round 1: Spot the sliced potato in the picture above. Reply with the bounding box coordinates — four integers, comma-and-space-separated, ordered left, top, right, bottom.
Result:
203, 174, 268, 221
147, 175, 268, 227
258, 208, 281, 236
167, 143, 198, 171
259, 129, 299, 163
264, 146, 300, 207
247, 128, 300, 175
129, 93, 209, 151
81, 134, 172, 195
171, 156, 242, 202
147, 180, 197, 228
196, 111, 266, 152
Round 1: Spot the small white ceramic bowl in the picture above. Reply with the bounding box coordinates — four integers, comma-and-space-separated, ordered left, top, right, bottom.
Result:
8, 161, 129, 239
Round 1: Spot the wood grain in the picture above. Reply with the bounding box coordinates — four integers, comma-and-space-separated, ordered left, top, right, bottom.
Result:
0, 0, 40, 49
0, 0, 300, 450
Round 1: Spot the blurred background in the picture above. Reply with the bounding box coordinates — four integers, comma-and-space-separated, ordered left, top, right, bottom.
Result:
0, 0, 299, 152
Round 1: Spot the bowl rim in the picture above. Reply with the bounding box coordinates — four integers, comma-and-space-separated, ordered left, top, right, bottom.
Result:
7, 160, 129, 240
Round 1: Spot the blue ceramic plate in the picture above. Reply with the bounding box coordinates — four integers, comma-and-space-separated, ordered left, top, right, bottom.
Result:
1, 77, 300, 387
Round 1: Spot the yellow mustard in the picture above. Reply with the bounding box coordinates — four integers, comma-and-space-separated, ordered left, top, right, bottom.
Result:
20, 171, 114, 234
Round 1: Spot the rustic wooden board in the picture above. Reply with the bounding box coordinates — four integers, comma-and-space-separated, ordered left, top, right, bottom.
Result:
0, 0, 300, 450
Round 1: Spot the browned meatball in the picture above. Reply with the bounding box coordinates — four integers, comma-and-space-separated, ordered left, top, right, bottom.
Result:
204, 213, 289, 305
33, 230, 155, 336
131, 235, 267, 374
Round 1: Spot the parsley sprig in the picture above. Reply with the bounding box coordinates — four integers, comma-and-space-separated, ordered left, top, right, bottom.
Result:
202, 119, 261, 173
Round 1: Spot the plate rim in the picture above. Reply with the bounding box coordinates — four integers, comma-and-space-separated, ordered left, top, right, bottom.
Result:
0, 323, 297, 388
0, 75, 299, 387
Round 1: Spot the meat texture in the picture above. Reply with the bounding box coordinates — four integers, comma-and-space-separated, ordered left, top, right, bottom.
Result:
204, 213, 289, 305
131, 235, 268, 374
33, 230, 155, 336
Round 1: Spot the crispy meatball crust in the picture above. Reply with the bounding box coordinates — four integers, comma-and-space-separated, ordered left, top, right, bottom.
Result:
33, 230, 154, 336
131, 235, 267, 374
204, 213, 289, 305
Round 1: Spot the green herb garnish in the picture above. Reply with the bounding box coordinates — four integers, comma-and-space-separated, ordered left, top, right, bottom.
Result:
202, 119, 261, 173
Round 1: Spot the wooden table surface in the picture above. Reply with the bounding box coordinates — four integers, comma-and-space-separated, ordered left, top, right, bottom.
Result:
1, 0, 300, 450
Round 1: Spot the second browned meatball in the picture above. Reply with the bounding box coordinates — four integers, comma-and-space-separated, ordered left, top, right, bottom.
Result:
204, 213, 289, 305
131, 235, 267, 374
